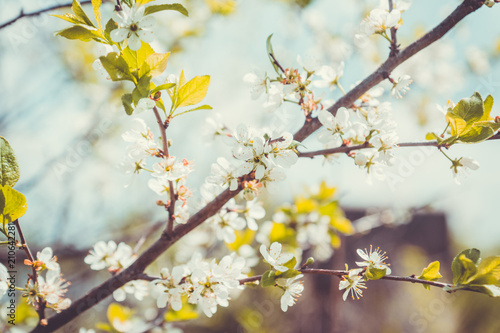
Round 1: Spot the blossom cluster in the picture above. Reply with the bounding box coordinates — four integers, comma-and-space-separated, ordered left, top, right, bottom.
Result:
357, 0, 411, 38
20, 247, 71, 313
339, 246, 391, 301
150, 253, 247, 318
121, 118, 194, 224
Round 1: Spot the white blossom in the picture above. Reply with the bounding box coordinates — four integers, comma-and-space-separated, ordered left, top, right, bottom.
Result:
355, 246, 391, 274
111, 5, 155, 51
451, 157, 480, 185
280, 274, 304, 312
339, 269, 366, 301
260, 242, 294, 272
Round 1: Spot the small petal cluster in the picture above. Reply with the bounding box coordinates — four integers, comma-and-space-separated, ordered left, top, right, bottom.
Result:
391, 75, 413, 99
150, 253, 247, 318
24, 268, 71, 313
339, 246, 391, 301
280, 274, 304, 312
356, 245, 391, 275
317, 87, 401, 183
339, 268, 366, 301
356, 1, 411, 41
84, 241, 136, 272
24, 247, 60, 272
111, 5, 155, 51
121, 118, 194, 225
200, 184, 265, 243
243, 56, 346, 117
260, 242, 294, 272
451, 157, 480, 185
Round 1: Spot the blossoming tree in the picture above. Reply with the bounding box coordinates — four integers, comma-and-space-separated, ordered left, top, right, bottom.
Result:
0, 0, 500, 332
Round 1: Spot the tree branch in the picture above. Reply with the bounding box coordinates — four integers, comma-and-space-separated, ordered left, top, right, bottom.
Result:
298, 132, 500, 158
388, 0, 399, 57
239, 268, 452, 289
0, 1, 92, 30
293, 0, 486, 143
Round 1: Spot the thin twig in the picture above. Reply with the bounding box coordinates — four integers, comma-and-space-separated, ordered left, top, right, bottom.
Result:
14, 220, 46, 323
239, 268, 452, 289
298, 132, 500, 158
0, 1, 92, 30
152, 106, 177, 234
388, 0, 399, 57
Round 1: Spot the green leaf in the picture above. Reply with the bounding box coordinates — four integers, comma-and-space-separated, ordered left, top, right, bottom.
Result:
417, 261, 443, 290
458, 121, 500, 143
132, 75, 152, 105
365, 267, 389, 280
151, 83, 176, 95
465, 256, 500, 285
1, 185, 27, 223
261, 270, 277, 287
483, 95, 494, 120
121, 94, 134, 115
99, 52, 135, 82
451, 248, 480, 285
56, 25, 103, 42
155, 99, 166, 112
276, 268, 301, 279
91, 0, 102, 31
172, 104, 212, 118
144, 52, 171, 77
122, 43, 155, 78
72, 0, 95, 28
425, 132, 439, 141
175, 75, 210, 109
144, 4, 189, 16
450, 92, 484, 124
52, 13, 87, 25
266, 34, 281, 75
104, 18, 117, 41
282, 256, 297, 271
0, 137, 20, 187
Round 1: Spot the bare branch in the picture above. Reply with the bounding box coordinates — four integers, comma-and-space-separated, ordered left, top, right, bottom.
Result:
0, 1, 92, 30
298, 132, 500, 158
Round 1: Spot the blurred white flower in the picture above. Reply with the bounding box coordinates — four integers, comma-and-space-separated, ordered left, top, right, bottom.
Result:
451, 157, 480, 185
280, 274, 304, 312
260, 242, 294, 272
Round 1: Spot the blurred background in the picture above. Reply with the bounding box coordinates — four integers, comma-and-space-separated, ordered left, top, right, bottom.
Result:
0, 0, 499, 332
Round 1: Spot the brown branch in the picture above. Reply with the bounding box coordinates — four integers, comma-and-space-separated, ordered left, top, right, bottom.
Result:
293, 0, 486, 143
239, 268, 451, 289
30, 186, 241, 333
14, 220, 46, 324
0, 1, 92, 30
298, 132, 500, 158
152, 106, 176, 234
388, 0, 400, 57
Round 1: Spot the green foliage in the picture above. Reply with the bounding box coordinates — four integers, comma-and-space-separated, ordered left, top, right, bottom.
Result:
0, 137, 20, 187
132, 75, 152, 105
121, 94, 134, 115
56, 25, 103, 42
266, 34, 281, 75
365, 267, 389, 280
261, 270, 277, 287
447, 248, 500, 297
164, 71, 212, 118
417, 261, 443, 290
426, 93, 500, 146
144, 3, 189, 16
1, 185, 28, 228
99, 52, 136, 82
72, 0, 95, 27
91, 0, 103, 31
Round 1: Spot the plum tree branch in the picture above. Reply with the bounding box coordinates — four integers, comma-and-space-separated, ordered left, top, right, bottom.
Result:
0, 1, 92, 30
239, 268, 452, 289
293, 0, 487, 143
29, 0, 489, 331
298, 132, 500, 158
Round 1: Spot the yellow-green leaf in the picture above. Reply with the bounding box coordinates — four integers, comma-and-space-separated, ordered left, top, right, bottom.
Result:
107, 303, 133, 326
175, 75, 210, 109
52, 13, 86, 25
417, 261, 443, 290
144, 52, 171, 77
99, 52, 135, 82
91, 0, 102, 31
261, 270, 277, 287
56, 25, 103, 42
164, 297, 199, 321
144, 4, 189, 16
72, 0, 95, 28
0, 137, 20, 187
1, 185, 28, 223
